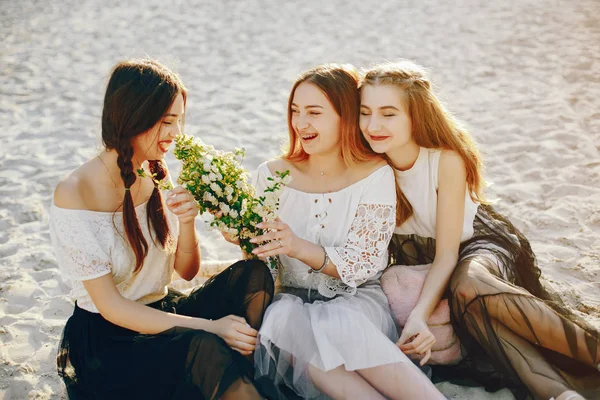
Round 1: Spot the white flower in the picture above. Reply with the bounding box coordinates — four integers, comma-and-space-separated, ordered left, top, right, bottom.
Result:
208, 172, 218, 182
240, 199, 248, 216
201, 175, 210, 184
210, 182, 221, 195
219, 203, 230, 215
226, 194, 233, 202
224, 186, 234, 196
229, 209, 239, 218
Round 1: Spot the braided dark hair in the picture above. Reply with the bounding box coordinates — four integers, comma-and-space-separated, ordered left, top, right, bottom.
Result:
102, 59, 186, 272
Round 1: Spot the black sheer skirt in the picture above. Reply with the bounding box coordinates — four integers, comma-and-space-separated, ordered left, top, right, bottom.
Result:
57, 259, 275, 400
390, 204, 600, 400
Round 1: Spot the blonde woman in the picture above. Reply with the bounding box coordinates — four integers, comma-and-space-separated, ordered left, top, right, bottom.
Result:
359, 60, 600, 400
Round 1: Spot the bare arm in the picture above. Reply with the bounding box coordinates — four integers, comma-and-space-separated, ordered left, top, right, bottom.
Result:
166, 186, 201, 281
83, 274, 211, 334
398, 150, 467, 364
82, 274, 258, 355
410, 150, 466, 320
173, 221, 201, 280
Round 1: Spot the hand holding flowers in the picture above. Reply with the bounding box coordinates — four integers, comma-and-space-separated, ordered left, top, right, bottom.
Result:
172, 134, 290, 274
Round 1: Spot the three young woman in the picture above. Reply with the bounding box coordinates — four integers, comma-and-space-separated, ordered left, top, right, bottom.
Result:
51, 58, 600, 400
50, 59, 275, 399
359, 61, 600, 400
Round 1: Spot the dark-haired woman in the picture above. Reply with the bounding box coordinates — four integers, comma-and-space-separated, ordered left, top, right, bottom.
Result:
50, 59, 274, 399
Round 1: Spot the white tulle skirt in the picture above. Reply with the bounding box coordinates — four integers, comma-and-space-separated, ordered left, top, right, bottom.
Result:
255, 281, 417, 399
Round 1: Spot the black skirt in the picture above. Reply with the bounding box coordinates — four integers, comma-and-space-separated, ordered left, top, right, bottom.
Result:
390, 204, 600, 399
57, 259, 275, 400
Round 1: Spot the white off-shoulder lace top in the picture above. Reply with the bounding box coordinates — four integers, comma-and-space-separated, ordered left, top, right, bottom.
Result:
255, 162, 396, 298
50, 200, 179, 313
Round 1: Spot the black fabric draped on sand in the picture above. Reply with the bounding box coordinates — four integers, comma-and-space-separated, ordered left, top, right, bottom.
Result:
57, 259, 275, 400
389, 204, 600, 400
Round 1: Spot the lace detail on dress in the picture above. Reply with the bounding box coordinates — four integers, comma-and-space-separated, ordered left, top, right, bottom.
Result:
50, 207, 116, 280
322, 203, 396, 297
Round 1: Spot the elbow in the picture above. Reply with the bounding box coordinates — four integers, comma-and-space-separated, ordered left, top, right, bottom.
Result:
95, 296, 125, 325
180, 262, 200, 281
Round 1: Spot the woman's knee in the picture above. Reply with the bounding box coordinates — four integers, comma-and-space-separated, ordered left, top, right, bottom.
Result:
450, 259, 491, 303
242, 259, 275, 295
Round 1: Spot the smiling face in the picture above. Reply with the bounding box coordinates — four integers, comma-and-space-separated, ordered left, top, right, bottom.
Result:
132, 92, 185, 162
359, 84, 414, 154
290, 82, 341, 157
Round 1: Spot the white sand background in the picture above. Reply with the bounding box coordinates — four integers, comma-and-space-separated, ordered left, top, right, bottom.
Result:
1, 0, 599, 398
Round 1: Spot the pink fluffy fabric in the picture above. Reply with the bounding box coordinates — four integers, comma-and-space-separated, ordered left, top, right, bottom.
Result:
381, 264, 463, 365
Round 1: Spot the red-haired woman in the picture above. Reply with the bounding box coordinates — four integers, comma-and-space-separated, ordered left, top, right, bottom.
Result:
359, 60, 600, 400
249, 64, 444, 399
50, 59, 274, 399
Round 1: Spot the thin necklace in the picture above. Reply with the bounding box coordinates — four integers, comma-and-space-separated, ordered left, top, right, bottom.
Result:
97, 154, 119, 192
97, 153, 141, 200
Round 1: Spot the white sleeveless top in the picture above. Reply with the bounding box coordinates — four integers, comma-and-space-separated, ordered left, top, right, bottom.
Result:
255, 162, 396, 298
50, 201, 179, 313
394, 147, 479, 242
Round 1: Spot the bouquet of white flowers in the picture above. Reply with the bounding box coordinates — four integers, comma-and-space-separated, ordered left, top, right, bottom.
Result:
172, 134, 290, 273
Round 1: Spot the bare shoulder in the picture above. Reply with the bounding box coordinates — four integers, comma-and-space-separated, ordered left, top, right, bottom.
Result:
266, 158, 298, 176
53, 167, 89, 210
352, 156, 389, 181
439, 149, 466, 173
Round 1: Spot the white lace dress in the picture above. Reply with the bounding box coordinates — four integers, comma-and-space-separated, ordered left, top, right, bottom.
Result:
254, 163, 416, 399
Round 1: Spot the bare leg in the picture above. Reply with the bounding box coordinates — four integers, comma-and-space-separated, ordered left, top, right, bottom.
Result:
451, 258, 599, 367
307, 364, 386, 400
357, 362, 445, 400
219, 377, 263, 400
450, 258, 600, 398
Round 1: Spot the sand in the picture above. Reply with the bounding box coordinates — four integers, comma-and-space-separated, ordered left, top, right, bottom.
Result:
1, 0, 598, 398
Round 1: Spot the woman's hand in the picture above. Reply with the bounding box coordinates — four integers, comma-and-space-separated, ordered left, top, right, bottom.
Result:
166, 186, 199, 225
397, 315, 436, 366
249, 217, 301, 259
210, 315, 258, 356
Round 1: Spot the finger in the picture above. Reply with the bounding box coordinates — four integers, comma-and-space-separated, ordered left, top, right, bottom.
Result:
420, 349, 432, 366
233, 331, 258, 346
397, 330, 414, 346
231, 340, 256, 352
254, 248, 285, 258
235, 323, 258, 337
230, 346, 253, 356
399, 334, 424, 351
252, 241, 284, 255
413, 337, 435, 354
228, 315, 247, 324
172, 193, 195, 206
167, 186, 187, 198
249, 231, 279, 244
173, 203, 196, 214
257, 221, 287, 231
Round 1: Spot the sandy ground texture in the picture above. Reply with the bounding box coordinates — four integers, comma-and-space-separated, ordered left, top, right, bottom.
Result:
1, 0, 599, 398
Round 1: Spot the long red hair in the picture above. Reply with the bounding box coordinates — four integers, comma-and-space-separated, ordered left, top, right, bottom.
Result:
284, 64, 376, 166
360, 61, 487, 225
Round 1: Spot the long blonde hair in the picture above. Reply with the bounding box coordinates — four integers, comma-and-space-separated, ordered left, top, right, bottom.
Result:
360, 61, 487, 226
284, 64, 376, 166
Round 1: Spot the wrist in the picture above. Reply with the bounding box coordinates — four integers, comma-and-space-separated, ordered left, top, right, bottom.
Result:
179, 220, 196, 227
287, 237, 305, 259
196, 318, 215, 333
408, 307, 429, 321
